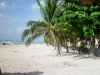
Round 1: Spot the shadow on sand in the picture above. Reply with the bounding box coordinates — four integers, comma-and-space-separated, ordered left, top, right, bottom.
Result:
61, 51, 79, 56
60, 50, 93, 59
2, 71, 43, 75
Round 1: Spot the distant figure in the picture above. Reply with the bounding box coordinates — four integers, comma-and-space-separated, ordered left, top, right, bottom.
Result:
14, 42, 16, 44
2, 42, 6, 45
0, 68, 2, 75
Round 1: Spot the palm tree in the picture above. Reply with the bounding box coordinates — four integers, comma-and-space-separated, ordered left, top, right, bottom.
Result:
22, 0, 65, 56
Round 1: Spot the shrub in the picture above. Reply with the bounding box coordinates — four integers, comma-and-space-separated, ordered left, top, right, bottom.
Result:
76, 42, 89, 54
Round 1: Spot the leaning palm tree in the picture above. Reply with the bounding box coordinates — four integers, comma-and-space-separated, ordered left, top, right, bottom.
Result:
22, 21, 46, 46
22, 0, 65, 56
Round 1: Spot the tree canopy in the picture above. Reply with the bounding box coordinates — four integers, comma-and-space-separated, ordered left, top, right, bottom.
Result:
55, 2, 100, 39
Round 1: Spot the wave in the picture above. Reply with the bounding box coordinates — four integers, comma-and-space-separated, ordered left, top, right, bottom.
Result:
0, 40, 44, 45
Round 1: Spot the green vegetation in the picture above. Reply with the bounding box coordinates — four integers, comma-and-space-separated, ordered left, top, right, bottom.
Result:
76, 42, 89, 54
22, 0, 100, 57
55, 1, 100, 56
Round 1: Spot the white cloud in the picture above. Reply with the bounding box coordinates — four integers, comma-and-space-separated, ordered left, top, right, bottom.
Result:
0, 13, 9, 18
16, 26, 26, 32
7, 29, 14, 34
0, 2, 6, 9
0, 2, 16, 9
31, 3, 39, 10
7, 26, 26, 34
40, 0, 44, 5
0, 13, 10, 23
31, 0, 44, 10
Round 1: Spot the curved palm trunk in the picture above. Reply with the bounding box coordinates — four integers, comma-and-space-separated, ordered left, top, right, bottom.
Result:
51, 31, 61, 56
55, 35, 61, 56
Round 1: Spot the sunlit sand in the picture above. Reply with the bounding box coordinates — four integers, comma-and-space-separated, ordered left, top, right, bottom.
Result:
0, 44, 100, 75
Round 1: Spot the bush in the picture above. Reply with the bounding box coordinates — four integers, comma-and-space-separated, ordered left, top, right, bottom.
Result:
76, 46, 89, 54
76, 42, 89, 54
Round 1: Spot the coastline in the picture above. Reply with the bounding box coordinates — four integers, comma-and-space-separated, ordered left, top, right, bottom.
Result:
0, 44, 100, 75
0, 40, 44, 45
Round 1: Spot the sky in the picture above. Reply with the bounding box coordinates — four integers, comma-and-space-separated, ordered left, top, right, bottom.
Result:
0, 0, 44, 41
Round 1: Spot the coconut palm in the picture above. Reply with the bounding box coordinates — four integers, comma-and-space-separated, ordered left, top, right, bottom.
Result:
22, 0, 65, 56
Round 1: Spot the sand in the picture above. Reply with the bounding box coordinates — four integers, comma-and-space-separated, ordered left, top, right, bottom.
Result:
0, 44, 100, 75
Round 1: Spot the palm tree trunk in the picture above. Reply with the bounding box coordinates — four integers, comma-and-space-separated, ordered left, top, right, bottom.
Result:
51, 31, 61, 56
53, 42, 56, 51
98, 40, 100, 48
65, 39, 69, 53
90, 38, 96, 59
55, 36, 61, 56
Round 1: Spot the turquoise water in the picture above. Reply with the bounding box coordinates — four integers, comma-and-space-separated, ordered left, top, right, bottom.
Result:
0, 40, 44, 45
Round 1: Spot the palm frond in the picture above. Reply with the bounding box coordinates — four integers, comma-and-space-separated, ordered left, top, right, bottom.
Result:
36, 0, 48, 22
28, 21, 46, 34
45, 0, 52, 22
28, 21, 46, 27
27, 21, 36, 27
31, 32, 43, 40
44, 32, 51, 40
25, 32, 44, 47
34, 21, 46, 28
52, 2, 65, 22
44, 34, 54, 45
51, 0, 59, 16
35, 27, 44, 32
22, 29, 30, 41
22, 21, 46, 42
30, 26, 35, 34
25, 37, 32, 47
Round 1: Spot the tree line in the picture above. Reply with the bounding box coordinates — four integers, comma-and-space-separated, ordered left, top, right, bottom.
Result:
22, 0, 100, 57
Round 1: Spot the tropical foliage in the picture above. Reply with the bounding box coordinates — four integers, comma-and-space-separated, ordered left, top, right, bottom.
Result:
55, 1, 100, 55
22, 0, 100, 57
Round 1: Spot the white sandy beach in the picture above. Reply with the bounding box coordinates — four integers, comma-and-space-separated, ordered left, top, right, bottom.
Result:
0, 44, 100, 75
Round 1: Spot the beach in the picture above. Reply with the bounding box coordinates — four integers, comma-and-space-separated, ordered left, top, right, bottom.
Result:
0, 44, 100, 75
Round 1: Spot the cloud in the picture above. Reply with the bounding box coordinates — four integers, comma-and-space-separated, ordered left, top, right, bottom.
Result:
7, 29, 14, 34
16, 26, 26, 32
0, 13, 10, 23
40, 0, 44, 6
11, 2, 16, 9
0, 13, 25, 24
31, 0, 44, 10
0, 2, 6, 9
31, 3, 39, 10
6, 26, 26, 34
0, 13, 9, 18
0, 2, 16, 9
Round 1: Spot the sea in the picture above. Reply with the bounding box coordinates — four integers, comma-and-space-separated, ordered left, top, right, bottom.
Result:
0, 40, 44, 45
